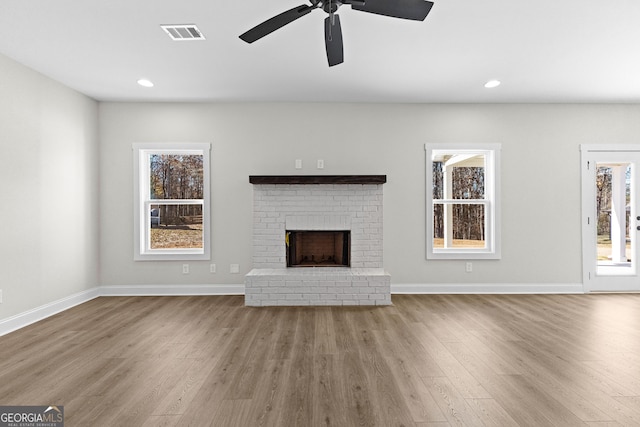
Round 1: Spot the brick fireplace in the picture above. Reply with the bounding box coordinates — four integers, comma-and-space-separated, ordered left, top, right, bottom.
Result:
245, 175, 391, 306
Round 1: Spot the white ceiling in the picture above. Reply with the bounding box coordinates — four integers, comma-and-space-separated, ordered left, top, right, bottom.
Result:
1, 0, 639, 103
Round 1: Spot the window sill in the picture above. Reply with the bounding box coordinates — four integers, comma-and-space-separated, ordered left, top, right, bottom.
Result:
134, 251, 210, 262
427, 250, 501, 260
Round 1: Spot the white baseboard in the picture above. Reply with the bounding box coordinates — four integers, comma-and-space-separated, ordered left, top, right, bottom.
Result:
0, 287, 100, 337
0, 282, 586, 337
391, 283, 585, 294
99, 284, 245, 296
0, 284, 243, 337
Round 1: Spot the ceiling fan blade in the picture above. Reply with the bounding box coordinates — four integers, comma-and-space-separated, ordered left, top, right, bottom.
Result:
352, 0, 434, 21
240, 4, 315, 43
325, 14, 344, 67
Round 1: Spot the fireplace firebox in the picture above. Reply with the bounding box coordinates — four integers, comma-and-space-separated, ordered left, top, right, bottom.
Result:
286, 230, 350, 267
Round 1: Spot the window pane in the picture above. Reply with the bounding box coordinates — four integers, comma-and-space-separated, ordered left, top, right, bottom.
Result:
149, 204, 203, 249
433, 204, 444, 240
432, 153, 485, 200
150, 154, 204, 200
595, 165, 632, 267
452, 166, 484, 199
432, 161, 444, 199
433, 203, 485, 249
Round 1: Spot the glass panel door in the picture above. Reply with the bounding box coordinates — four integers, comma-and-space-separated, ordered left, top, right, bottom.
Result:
582, 146, 640, 292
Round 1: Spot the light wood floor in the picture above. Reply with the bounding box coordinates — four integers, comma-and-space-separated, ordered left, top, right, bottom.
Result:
2, 294, 640, 426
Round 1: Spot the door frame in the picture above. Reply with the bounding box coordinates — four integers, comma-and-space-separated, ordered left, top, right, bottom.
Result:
581, 144, 640, 292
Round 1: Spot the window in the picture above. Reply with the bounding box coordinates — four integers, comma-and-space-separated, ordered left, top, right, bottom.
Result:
133, 143, 211, 260
425, 144, 501, 259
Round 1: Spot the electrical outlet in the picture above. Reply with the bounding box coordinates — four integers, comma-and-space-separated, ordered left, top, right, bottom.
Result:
230, 264, 240, 274
295, 159, 302, 169
466, 262, 473, 273
210, 263, 216, 273
317, 159, 324, 169
182, 264, 190, 274
0, 289, 3, 304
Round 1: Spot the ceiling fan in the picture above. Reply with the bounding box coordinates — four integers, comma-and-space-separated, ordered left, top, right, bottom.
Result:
239, 0, 434, 67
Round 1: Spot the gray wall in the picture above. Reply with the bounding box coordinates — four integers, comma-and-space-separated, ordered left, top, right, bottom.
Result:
0, 53, 99, 320
3, 46, 640, 325
98, 102, 640, 288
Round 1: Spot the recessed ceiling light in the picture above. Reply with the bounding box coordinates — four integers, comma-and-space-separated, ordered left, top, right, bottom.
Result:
484, 79, 501, 88
137, 79, 154, 88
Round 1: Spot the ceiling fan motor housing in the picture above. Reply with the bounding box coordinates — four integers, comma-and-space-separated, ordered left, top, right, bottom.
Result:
316, 0, 366, 14
319, 0, 341, 14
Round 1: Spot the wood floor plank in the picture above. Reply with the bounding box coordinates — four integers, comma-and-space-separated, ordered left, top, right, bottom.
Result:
210, 399, 254, 427
383, 357, 446, 423
68, 359, 166, 426
465, 398, 520, 426
360, 347, 416, 426
339, 350, 379, 426
267, 307, 299, 360
409, 321, 491, 399
423, 376, 486, 426
276, 309, 315, 427
243, 358, 291, 427
151, 357, 222, 417
110, 357, 198, 426
3, 294, 640, 426
373, 330, 448, 424
374, 313, 446, 378
584, 422, 624, 427
314, 307, 338, 355
141, 414, 182, 427
312, 353, 348, 426
226, 309, 275, 400
581, 359, 640, 395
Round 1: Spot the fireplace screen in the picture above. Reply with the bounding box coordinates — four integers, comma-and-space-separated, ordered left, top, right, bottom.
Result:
286, 231, 350, 267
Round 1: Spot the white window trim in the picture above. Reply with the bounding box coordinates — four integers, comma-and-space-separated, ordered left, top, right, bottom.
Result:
133, 142, 211, 261
425, 143, 502, 260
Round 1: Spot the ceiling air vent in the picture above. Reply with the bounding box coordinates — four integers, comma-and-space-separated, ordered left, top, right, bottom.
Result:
161, 24, 205, 41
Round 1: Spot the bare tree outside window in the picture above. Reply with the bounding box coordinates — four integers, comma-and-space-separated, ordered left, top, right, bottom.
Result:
148, 154, 204, 249
432, 158, 486, 248
596, 166, 631, 261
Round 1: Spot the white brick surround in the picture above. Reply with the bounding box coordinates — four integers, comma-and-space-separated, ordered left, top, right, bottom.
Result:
246, 178, 391, 306
252, 184, 382, 269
